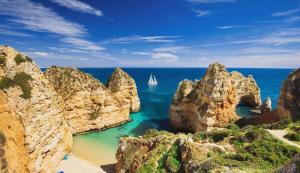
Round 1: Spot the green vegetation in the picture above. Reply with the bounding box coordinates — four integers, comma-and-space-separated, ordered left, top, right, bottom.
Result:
14, 54, 32, 65
89, 108, 100, 120
0, 56, 6, 66
165, 145, 181, 172
136, 141, 181, 173
193, 129, 232, 143
284, 132, 300, 141
260, 118, 292, 129
208, 127, 300, 172
0, 72, 33, 99
142, 129, 173, 139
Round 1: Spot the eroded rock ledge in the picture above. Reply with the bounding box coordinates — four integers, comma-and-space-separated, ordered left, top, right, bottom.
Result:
44, 67, 140, 134
170, 63, 261, 132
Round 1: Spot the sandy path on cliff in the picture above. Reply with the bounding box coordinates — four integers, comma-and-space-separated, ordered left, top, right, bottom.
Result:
267, 129, 300, 148
57, 155, 106, 173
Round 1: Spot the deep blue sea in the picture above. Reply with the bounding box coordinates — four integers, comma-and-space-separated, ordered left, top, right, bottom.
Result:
70, 68, 293, 164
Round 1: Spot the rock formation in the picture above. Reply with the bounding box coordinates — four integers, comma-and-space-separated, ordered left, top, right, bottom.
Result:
0, 46, 72, 173
0, 91, 29, 173
170, 63, 261, 132
276, 68, 300, 120
260, 97, 272, 113
44, 67, 140, 134
116, 127, 298, 173
107, 68, 140, 112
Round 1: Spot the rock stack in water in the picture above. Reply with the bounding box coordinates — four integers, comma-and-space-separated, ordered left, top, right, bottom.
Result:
44, 67, 140, 134
0, 46, 72, 173
276, 68, 300, 120
260, 97, 272, 113
169, 63, 261, 132
107, 68, 140, 112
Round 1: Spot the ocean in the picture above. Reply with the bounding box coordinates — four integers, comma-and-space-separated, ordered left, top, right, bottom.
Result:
71, 68, 293, 165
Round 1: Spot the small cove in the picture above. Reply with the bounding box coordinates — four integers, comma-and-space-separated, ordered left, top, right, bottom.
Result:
71, 68, 293, 165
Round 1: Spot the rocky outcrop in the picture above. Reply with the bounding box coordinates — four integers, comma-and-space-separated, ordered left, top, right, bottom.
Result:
0, 46, 72, 173
261, 97, 272, 113
276, 68, 300, 120
275, 154, 300, 173
44, 67, 140, 134
116, 127, 298, 173
170, 63, 261, 132
107, 68, 140, 112
0, 91, 29, 173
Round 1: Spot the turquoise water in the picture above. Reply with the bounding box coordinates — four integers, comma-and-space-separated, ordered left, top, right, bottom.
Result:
72, 68, 293, 164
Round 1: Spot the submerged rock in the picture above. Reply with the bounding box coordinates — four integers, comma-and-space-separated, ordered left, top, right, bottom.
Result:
170, 63, 261, 132
0, 46, 72, 173
44, 67, 140, 134
276, 68, 300, 120
261, 97, 272, 113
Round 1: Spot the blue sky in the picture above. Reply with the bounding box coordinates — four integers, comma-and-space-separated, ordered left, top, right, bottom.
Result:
0, 0, 299, 68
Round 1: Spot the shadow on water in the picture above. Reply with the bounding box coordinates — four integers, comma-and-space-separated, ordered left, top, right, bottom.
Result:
130, 118, 172, 136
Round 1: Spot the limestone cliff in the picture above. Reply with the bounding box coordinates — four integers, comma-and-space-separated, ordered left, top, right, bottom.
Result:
0, 91, 29, 173
116, 127, 298, 173
170, 63, 261, 132
107, 68, 140, 112
276, 68, 300, 120
44, 67, 140, 134
0, 46, 72, 173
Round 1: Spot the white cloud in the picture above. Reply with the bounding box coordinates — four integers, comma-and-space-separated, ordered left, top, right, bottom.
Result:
188, 0, 235, 4
195, 10, 210, 17
272, 7, 300, 17
0, 0, 87, 37
132, 51, 150, 55
106, 35, 181, 44
153, 46, 188, 53
50, 0, 103, 16
216, 25, 247, 30
0, 28, 32, 37
0, 0, 104, 52
31, 51, 50, 57
151, 52, 179, 62
61, 37, 105, 51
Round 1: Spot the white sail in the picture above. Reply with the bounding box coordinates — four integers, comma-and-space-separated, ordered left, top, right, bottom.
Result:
153, 75, 158, 84
148, 73, 157, 85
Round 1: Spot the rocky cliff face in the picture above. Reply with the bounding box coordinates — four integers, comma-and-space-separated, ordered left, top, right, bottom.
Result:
0, 91, 29, 173
44, 67, 140, 134
0, 46, 72, 173
107, 68, 140, 112
170, 63, 261, 132
276, 68, 300, 120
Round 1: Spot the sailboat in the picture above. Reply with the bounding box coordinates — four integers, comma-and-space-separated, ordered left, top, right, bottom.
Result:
148, 73, 158, 86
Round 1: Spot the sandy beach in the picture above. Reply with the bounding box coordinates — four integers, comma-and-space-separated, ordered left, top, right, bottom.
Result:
57, 154, 113, 173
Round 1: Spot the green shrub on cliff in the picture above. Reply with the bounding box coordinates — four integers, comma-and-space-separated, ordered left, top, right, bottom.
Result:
89, 108, 100, 120
0, 56, 6, 66
14, 54, 32, 65
284, 132, 300, 141
0, 72, 33, 99
212, 127, 300, 172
